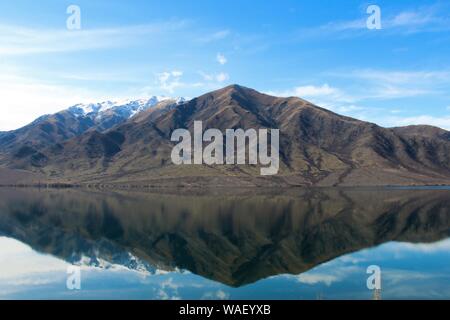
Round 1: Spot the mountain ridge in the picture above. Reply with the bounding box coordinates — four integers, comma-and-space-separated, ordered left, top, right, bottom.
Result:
0, 96, 184, 167
1, 84, 450, 187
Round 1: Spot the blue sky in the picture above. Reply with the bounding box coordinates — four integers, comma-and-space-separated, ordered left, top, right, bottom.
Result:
0, 0, 449, 130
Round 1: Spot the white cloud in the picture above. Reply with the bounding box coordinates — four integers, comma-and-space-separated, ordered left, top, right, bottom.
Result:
156, 70, 184, 94
296, 273, 339, 286
266, 84, 376, 122
56, 70, 143, 83
327, 69, 450, 100
141, 70, 227, 98
201, 290, 230, 300
331, 104, 366, 113
389, 11, 434, 28
268, 84, 355, 103
315, 19, 366, 33
384, 115, 450, 130
216, 53, 227, 65
156, 277, 182, 300
293, 264, 362, 287
298, 4, 450, 38
197, 29, 230, 43
287, 84, 340, 97
328, 9, 438, 32
383, 5, 450, 33
198, 71, 214, 82
266, 67, 450, 129
0, 21, 188, 56
346, 69, 450, 85
216, 72, 229, 82
171, 71, 183, 77
199, 71, 230, 83
387, 239, 450, 253
150, 69, 231, 95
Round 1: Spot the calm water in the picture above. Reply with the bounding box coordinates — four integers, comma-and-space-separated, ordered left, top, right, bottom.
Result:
0, 187, 449, 300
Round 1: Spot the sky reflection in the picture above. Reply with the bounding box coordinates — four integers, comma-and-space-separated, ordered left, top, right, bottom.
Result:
1, 236, 449, 300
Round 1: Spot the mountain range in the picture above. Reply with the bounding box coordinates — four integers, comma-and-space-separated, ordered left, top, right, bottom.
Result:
1, 84, 450, 186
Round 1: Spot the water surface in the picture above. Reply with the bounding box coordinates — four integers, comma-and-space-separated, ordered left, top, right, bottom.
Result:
0, 187, 449, 299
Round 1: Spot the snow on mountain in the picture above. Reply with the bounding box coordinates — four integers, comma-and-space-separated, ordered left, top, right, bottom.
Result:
62, 96, 186, 132
68, 101, 115, 117
66, 243, 178, 276
67, 96, 185, 120
71, 251, 162, 275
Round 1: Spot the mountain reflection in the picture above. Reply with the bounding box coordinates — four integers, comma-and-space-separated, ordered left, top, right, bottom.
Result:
0, 187, 449, 287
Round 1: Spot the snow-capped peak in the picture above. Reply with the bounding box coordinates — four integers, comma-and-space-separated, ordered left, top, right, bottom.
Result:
67, 96, 185, 119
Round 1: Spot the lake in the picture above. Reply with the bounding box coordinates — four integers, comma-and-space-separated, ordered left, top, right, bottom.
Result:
0, 187, 449, 299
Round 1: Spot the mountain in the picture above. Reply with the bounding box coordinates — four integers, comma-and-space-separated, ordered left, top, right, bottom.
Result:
67, 97, 185, 131
0, 96, 183, 169
2, 84, 450, 186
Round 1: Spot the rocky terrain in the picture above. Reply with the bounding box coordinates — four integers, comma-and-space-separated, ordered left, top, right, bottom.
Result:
2, 85, 450, 186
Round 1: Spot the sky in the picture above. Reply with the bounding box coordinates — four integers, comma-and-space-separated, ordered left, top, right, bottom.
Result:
0, 0, 449, 130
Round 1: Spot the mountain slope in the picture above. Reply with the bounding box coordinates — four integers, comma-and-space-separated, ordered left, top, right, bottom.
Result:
0, 97, 182, 170
2, 85, 450, 186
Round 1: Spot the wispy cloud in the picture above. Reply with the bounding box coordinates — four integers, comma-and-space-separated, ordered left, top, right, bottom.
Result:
331, 69, 450, 99
288, 258, 363, 286
267, 66, 450, 128
0, 20, 189, 55
386, 239, 450, 253
296, 3, 450, 39
267, 84, 372, 119
384, 115, 450, 130
268, 83, 358, 109
201, 290, 229, 300
56, 71, 143, 83
141, 69, 229, 97
196, 29, 231, 43
156, 278, 182, 300
156, 70, 185, 93
269, 84, 351, 101
199, 71, 230, 83
345, 69, 450, 85
383, 4, 450, 33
